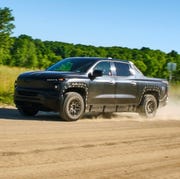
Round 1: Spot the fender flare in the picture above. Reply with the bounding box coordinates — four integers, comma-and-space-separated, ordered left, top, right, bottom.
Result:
139, 85, 161, 106
61, 82, 88, 108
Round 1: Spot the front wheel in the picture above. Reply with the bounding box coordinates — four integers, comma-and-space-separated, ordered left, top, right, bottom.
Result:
139, 94, 157, 118
60, 92, 85, 121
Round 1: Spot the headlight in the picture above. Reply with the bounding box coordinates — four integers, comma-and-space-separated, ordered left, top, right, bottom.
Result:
46, 78, 65, 82
46, 79, 58, 82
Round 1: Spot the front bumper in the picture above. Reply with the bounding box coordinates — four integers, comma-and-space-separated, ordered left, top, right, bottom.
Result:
14, 87, 61, 112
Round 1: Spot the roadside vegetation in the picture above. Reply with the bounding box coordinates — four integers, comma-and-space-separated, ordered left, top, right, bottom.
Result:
0, 65, 36, 105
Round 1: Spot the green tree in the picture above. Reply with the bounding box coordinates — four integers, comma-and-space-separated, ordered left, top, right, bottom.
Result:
0, 7, 15, 64
11, 35, 38, 67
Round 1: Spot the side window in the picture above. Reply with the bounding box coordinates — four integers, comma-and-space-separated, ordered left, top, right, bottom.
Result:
93, 62, 111, 76
115, 62, 131, 76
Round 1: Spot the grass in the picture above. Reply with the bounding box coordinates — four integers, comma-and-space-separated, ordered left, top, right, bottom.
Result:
0, 65, 35, 105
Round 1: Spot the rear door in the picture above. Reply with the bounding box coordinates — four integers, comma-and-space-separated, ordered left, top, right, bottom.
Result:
114, 61, 138, 105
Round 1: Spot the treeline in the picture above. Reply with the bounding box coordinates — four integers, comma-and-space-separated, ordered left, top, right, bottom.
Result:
0, 34, 179, 80
0, 7, 179, 80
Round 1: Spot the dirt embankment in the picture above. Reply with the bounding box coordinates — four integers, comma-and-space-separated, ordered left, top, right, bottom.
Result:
0, 98, 180, 179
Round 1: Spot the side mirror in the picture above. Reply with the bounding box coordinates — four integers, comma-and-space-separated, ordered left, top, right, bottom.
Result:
89, 70, 103, 78
93, 70, 103, 77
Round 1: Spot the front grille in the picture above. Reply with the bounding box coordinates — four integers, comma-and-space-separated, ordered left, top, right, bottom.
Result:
17, 78, 47, 88
18, 90, 38, 96
17, 79, 56, 90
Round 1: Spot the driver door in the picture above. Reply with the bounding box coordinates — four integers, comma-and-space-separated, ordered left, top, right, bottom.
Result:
88, 61, 116, 112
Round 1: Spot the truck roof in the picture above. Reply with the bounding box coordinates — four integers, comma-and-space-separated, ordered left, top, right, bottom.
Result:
66, 57, 130, 63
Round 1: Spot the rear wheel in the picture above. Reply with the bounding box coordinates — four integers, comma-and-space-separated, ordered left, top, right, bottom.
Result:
17, 106, 39, 116
60, 92, 85, 121
139, 94, 157, 118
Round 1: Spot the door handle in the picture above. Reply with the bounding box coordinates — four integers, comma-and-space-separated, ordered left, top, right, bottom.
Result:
108, 81, 115, 85
131, 81, 137, 86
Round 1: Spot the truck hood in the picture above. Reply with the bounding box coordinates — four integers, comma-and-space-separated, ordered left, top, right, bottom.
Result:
18, 71, 86, 80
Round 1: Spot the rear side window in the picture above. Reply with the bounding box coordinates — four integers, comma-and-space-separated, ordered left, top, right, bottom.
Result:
115, 62, 131, 76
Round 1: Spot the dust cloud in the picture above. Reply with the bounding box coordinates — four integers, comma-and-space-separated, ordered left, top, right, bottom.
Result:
84, 97, 180, 122
1, 97, 179, 122
155, 98, 180, 120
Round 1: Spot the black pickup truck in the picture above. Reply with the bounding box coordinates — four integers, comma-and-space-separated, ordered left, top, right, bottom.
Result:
14, 57, 168, 121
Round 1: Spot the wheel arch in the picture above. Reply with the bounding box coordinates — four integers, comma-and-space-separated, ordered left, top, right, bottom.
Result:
139, 87, 160, 107
64, 87, 87, 100
62, 82, 88, 109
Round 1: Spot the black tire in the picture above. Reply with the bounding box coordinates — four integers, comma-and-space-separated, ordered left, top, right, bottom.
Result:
17, 106, 39, 116
139, 94, 157, 118
60, 92, 85, 121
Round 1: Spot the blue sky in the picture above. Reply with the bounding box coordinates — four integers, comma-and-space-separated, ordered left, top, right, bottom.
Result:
1, 0, 180, 53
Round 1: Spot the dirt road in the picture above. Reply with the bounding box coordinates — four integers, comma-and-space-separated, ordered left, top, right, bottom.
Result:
0, 99, 180, 179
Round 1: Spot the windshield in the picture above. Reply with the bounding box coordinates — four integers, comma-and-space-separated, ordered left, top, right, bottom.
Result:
46, 58, 98, 73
